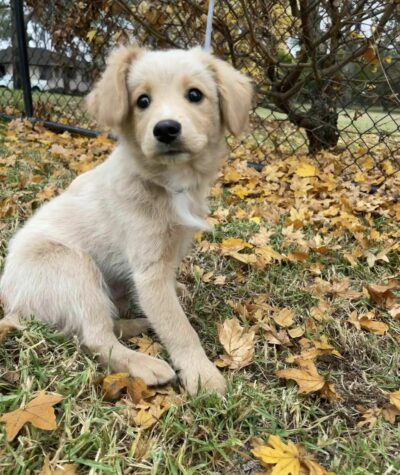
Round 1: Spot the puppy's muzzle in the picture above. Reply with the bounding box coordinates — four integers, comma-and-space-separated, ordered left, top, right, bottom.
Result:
153, 120, 182, 145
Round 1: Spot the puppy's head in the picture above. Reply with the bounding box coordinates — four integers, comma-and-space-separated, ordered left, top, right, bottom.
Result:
87, 46, 253, 163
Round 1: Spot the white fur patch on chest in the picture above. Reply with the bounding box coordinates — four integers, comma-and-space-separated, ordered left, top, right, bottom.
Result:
171, 190, 209, 230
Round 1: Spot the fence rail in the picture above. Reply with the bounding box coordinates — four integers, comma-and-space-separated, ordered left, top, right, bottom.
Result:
1, 0, 400, 180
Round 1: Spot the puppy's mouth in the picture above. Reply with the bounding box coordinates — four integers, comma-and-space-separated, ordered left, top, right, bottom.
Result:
156, 144, 190, 159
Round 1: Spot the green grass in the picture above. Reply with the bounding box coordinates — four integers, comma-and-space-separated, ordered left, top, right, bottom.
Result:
0, 122, 400, 474
256, 105, 400, 136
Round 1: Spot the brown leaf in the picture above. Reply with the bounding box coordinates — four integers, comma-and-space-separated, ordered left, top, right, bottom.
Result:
0, 391, 63, 441
216, 318, 255, 370
249, 227, 272, 247
388, 304, 400, 320
356, 406, 381, 429
288, 326, 305, 339
381, 404, 400, 424
130, 335, 162, 357
273, 308, 295, 328
102, 374, 153, 403
36, 185, 57, 202
389, 390, 400, 411
0, 318, 21, 342
366, 281, 399, 309
348, 311, 388, 335
40, 456, 77, 475
276, 360, 325, 394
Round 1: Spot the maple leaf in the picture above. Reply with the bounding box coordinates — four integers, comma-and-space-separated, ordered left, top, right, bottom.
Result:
249, 227, 273, 247
348, 311, 388, 335
276, 360, 325, 394
252, 435, 334, 475
356, 406, 381, 429
389, 390, 400, 411
215, 318, 255, 370
130, 335, 162, 357
381, 404, 400, 424
295, 162, 317, 178
121, 387, 183, 430
101, 374, 154, 403
273, 308, 295, 328
0, 391, 63, 441
40, 456, 77, 475
365, 281, 399, 309
0, 317, 22, 342
388, 304, 400, 320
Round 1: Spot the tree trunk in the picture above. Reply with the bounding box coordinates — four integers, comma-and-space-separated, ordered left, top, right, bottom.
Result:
304, 85, 339, 153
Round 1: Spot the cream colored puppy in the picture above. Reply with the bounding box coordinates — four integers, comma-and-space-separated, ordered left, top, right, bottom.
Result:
0, 46, 253, 395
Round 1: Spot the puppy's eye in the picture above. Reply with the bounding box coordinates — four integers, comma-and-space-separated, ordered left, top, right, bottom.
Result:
187, 88, 203, 103
137, 94, 151, 109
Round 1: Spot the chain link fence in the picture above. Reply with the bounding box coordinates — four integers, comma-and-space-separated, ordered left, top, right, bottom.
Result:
1, 0, 399, 180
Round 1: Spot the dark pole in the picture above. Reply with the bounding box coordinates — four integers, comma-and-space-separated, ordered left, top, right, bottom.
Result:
13, 0, 33, 117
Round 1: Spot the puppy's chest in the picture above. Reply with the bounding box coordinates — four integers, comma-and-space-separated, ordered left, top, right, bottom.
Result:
170, 189, 208, 230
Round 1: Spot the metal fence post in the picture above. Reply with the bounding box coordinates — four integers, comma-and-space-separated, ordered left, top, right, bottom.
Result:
12, 0, 33, 117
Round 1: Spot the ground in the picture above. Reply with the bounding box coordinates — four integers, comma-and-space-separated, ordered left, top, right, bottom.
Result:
0, 120, 399, 475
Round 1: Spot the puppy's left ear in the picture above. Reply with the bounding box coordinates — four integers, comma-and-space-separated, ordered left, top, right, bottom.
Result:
86, 45, 142, 130
208, 56, 254, 136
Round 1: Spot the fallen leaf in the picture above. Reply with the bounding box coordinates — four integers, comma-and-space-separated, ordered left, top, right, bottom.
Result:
0, 318, 22, 342
389, 390, 400, 411
388, 304, 400, 320
40, 456, 77, 475
130, 335, 162, 357
381, 403, 400, 424
273, 308, 295, 328
215, 318, 255, 370
129, 393, 176, 429
296, 162, 317, 178
356, 406, 381, 429
366, 281, 399, 306
348, 311, 388, 335
0, 391, 63, 441
276, 360, 325, 394
252, 434, 334, 475
102, 374, 153, 402
288, 326, 305, 339
249, 227, 272, 246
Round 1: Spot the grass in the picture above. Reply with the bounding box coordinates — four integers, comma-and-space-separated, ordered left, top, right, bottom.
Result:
256, 105, 400, 136
0, 121, 400, 474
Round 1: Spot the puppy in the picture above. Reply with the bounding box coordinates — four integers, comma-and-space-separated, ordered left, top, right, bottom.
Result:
0, 46, 253, 395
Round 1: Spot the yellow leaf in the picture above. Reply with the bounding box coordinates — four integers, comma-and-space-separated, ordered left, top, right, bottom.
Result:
86, 30, 97, 42
216, 318, 255, 370
40, 456, 77, 475
295, 162, 317, 178
389, 390, 400, 411
288, 326, 305, 339
276, 360, 325, 394
220, 238, 252, 252
0, 392, 63, 442
130, 335, 162, 357
252, 435, 334, 475
101, 374, 153, 403
363, 43, 380, 65
273, 308, 295, 328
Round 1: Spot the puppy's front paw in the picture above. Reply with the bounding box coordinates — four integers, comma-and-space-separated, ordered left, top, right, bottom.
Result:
123, 352, 176, 387
179, 359, 226, 396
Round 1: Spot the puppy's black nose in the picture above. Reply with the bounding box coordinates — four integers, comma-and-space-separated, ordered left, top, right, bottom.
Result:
153, 120, 181, 144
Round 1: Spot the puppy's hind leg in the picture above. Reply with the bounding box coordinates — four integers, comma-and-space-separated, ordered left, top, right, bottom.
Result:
1, 241, 175, 386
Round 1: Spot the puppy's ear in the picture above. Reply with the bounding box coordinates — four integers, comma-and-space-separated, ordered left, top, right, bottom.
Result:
86, 45, 142, 129
208, 56, 254, 136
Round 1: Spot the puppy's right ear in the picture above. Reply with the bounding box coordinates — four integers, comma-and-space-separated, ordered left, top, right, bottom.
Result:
86, 45, 142, 129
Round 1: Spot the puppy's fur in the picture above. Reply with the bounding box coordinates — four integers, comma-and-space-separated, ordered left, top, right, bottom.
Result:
0, 46, 253, 395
